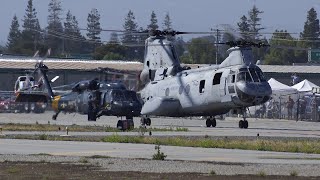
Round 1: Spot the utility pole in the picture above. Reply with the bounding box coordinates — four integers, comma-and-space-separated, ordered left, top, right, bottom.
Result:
211, 28, 221, 65
215, 29, 220, 65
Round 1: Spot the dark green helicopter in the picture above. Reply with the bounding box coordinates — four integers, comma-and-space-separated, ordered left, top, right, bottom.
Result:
17, 51, 142, 130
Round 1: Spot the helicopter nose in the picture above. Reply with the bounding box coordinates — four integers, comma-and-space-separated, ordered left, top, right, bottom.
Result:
235, 82, 271, 105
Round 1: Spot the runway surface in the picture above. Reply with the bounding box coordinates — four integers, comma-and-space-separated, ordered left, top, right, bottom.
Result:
1, 112, 320, 138
1, 139, 320, 165
1, 112, 320, 175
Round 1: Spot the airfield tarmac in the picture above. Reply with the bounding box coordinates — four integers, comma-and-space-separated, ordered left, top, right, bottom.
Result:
1, 112, 320, 138
1, 112, 320, 177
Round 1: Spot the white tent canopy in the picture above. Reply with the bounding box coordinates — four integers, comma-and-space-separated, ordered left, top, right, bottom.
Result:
291, 79, 319, 92
268, 78, 297, 95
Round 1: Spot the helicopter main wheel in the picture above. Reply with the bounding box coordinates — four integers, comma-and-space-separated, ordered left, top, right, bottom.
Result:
243, 120, 248, 129
117, 120, 124, 130
146, 118, 151, 126
206, 118, 212, 127
128, 119, 134, 130
206, 117, 216, 127
140, 117, 151, 126
239, 120, 248, 129
211, 118, 216, 127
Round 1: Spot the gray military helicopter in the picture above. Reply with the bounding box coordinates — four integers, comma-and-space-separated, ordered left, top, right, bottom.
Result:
16, 50, 142, 130
138, 30, 272, 129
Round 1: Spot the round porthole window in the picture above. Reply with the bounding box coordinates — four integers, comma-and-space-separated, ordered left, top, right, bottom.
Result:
185, 85, 190, 94
179, 86, 184, 94
165, 88, 170, 96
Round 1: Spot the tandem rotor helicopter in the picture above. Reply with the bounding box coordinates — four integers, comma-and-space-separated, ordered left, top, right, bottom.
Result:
134, 29, 272, 129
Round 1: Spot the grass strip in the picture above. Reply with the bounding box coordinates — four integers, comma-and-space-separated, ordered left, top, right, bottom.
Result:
102, 134, 320, 154
0, 123, 187, 132
2, 133, 320, 154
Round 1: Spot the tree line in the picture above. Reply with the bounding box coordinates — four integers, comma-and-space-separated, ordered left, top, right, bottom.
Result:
4, 0, 320, 65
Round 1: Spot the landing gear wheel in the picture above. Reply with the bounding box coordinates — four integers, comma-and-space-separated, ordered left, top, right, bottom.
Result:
211, 118, 216, 127
239, 120, 244, 129
146, 118, 151, 126
206, 118, 212, 127
52, 114, 57, 120
128, 119, 134, 130
243, 120, 248, 129
117, 120, 123, 130
140, 117, 146, 125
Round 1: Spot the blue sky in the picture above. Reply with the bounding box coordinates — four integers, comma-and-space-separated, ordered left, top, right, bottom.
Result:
1, 0, 320, 45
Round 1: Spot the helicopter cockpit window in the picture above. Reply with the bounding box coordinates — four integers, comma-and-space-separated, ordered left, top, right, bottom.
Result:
111, 90, 125, 101
249, 68, 259, 82
19, 77, 26, 81
124, 91, 138, 101
255, 68, 267, 82
237, 70, 252, 82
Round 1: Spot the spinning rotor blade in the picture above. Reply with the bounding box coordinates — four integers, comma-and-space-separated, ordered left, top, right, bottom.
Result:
51, 76, 60, 83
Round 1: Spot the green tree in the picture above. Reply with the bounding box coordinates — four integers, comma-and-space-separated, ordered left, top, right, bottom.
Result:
46, 0, 64, 56
163, 12, 175, 41
264, 30, 297, 65
122, 10, 139, 60
64, 10, 86, 55
163, 12, 173, 31
93, 43, 126, 60
7, 15, 22, 54
134, 27, 148, 61
248, 5, 265, 40
237, 15, 250, 40
295, 8, 320, 63
21, 0, 42, 54
185, 37, 217, 64
219, 32, 236, 58
87, 8, 102, 52
175, 37, 186, 59
122, 10, 138, 43
109, 32, 119, 43
300, 7, 319, 43
147, 11, 158, 31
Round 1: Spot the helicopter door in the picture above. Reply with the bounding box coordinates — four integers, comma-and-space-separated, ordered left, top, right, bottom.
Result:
219, 69, 232, 102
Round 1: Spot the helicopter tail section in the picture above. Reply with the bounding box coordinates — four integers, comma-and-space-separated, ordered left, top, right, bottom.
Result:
140, 36, 182, 84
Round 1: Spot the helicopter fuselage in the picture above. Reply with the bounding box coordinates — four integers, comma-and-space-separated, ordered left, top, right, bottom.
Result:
140, 64, 271, 117
51, 84, 142, 118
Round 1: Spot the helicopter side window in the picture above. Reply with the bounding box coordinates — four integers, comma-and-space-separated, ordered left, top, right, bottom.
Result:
213, 72, 222, 85
229, 74, 235, 83
199, 80, 205, 93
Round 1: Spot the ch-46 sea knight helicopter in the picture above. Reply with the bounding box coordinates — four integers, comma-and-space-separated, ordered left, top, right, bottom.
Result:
16, 50, 142, 130
137, 30, 272, 129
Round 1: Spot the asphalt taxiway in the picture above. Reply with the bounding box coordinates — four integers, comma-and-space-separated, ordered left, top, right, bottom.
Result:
1, 112, 320, 138
1, 112, 320, 176
1, 139, 320, 165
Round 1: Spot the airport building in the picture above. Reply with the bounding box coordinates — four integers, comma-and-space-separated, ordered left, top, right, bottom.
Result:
0, 55, 320, 91
0, 56, 141, 91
